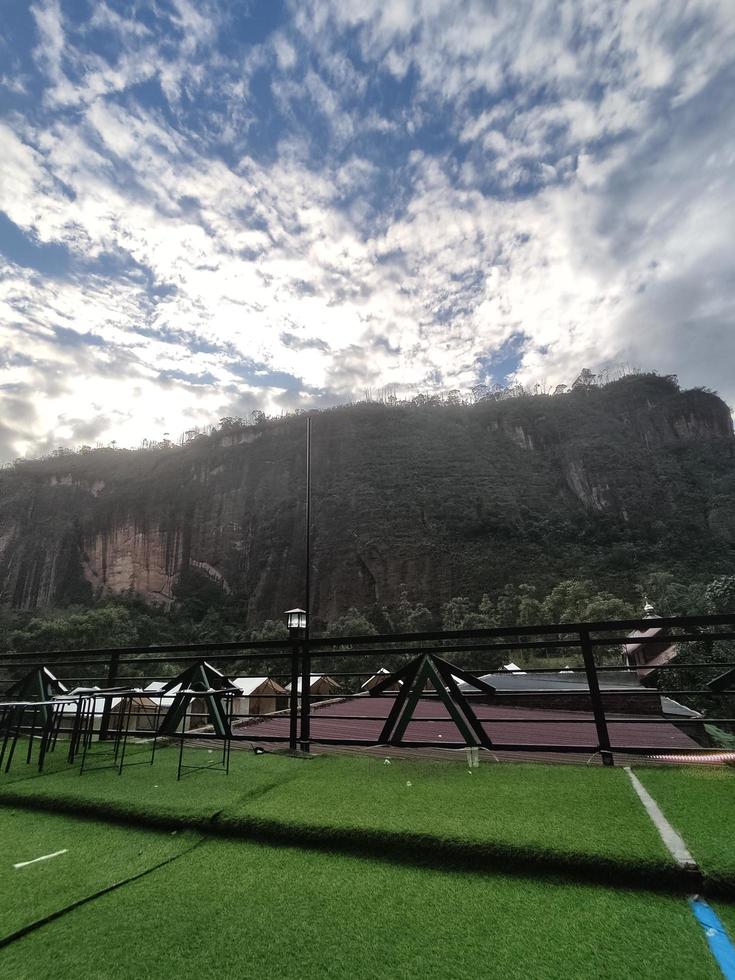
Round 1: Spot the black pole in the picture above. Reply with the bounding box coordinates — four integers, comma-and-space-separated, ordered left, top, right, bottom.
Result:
299, 637, 310, 753
99, 651, 120, 741
288, 636, 299, 752
300, 416, 312, 752
580, 627, 614, 766
305, 415, 311, 643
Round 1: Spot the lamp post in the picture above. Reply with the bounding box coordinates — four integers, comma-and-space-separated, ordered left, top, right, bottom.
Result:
285, 608, 307, 752
285, 608, 307, 633
284, 415, 313, 753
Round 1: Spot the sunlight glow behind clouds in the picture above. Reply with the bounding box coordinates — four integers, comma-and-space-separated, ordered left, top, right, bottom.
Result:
0, 0, 734, 461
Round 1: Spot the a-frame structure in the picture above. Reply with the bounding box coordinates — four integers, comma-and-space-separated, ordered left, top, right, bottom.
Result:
6, 665, 68, 702
368, 654, 496, 747
5, 666, 68, 723
158, 660, 238, 737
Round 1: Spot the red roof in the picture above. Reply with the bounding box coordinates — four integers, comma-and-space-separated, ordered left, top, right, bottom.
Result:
239, 693, 701, 753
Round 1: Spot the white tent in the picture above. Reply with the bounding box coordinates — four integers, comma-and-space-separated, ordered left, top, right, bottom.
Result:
231, 676, 287, 719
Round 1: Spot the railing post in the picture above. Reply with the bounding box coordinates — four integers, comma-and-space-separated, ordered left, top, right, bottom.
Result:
99, 650, 120, 741
299, 636, 311, 753
288, 639, 299, 752
579, 628, 613, 766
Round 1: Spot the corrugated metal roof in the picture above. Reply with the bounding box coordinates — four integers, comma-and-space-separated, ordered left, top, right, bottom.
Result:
240, 693, 701, 752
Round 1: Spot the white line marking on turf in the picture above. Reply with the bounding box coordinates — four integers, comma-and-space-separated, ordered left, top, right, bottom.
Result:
13, 849, 68, 869
624, 767, 698, 871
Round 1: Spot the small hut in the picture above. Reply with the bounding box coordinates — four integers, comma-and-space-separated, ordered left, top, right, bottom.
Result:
231, 677, 288, 719
108, 691, 161, 733
285, 674, 342, 702
144, 681, 208, 731
55, 687, 122, 733
361, 668, 400, 692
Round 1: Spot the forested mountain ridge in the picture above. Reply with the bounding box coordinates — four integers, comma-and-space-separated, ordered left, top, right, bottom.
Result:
0, 373, 733, 630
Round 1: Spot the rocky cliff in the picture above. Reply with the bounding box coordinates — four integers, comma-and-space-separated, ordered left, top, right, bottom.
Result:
1, 374, 733, 625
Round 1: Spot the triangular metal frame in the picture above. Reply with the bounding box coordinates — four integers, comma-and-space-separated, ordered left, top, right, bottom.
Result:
6, 666, 68, 701
369, 654, 495, 748
159, 660, 237, 737
5, 666, 68, 724
161, 660, 237, 694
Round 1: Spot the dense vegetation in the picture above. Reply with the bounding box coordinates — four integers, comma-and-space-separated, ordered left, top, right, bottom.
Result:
0, 371, 733, 659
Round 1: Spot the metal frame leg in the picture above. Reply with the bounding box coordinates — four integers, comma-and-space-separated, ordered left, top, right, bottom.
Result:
25, 705, 39, 765
117, 696, 135, 775
4, 707, 24, 773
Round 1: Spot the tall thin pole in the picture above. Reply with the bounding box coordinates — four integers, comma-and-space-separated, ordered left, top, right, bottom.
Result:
299, 416, 312, 752
305, 415, 311, 641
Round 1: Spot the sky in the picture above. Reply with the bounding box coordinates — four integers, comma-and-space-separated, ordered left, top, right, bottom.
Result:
0, 0, 734, 462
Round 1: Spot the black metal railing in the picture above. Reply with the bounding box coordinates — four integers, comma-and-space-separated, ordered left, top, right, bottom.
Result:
1, 614, 734, 766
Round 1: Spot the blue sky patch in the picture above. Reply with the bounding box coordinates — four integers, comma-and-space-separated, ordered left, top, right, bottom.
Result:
0, 0, 733, 459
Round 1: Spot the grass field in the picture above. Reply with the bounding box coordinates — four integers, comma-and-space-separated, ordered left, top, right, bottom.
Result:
0, 740, 304, 824
0, 807, 198, 940
0, 745, 683, 884
0, 812, 725, 980
216, 754, 677, 875
636, 766, 735, 892
1, 750, 734, 978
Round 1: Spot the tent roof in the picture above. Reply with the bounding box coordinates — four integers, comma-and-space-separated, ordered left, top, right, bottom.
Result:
360, 668, 390, 690
285, 674, 340, 692
232, 676, 286, 695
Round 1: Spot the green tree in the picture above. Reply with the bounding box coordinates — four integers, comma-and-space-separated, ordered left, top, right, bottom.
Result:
640, 572, 706, 616
329, 608, 377, 637
390, 585, 433, 633
441, 596, 474, 631
705, 576, 735, 614
8, 606, 139, 652
516, 584, 543, 626
249, 619, 289, 641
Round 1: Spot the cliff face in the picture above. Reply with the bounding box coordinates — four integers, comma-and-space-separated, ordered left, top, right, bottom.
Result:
0, 374, 733, 624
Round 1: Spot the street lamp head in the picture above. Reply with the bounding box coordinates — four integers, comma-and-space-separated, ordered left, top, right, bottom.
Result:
284, 607, 307, 632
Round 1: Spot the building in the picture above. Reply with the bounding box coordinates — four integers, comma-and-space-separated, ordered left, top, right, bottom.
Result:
623, 603, 678, 679
361, 668, 399, 692
285, 674, 342, 701
458, 665, 704, 743
231, 676, 288, 720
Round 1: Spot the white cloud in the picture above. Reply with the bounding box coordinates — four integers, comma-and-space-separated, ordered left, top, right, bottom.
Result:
1, 0, 734, 462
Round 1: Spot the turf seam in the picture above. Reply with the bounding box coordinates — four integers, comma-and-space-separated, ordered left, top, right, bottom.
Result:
0, 834, 206, 951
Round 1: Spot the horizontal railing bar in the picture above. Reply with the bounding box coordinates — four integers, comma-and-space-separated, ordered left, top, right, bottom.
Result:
237, 714, 729, 724
2, 687, 732, 703
306, 614, 735, 647
307, 634, 735, 658
12, 728, 733, 755
1, 613, 733, 662
0, 640, 293, 661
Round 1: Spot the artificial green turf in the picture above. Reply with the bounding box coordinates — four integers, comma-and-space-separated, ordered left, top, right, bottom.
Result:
0, 807, 195, 940
634, 766, 735, 892
0, 749, 678, 884
216, 755, 677, 879
715, 901, 735, 939
0, 835, 720, 980
0, 742, 305, 826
